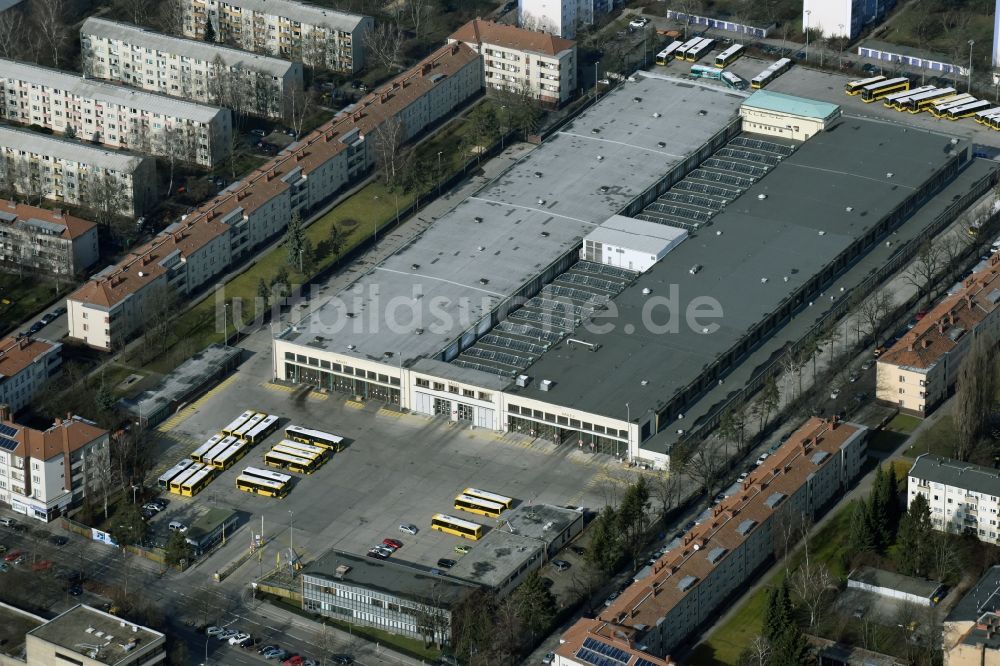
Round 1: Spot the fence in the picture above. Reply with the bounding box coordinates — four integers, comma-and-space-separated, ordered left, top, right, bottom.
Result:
664, 10, 772, 38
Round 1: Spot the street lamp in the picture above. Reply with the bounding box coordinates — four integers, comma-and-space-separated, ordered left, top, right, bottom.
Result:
499, 105, 508, 151
804, 10, 811, 62
968, 40, 975, 93
222, 302, 229, 346
436, 150, 443, 197
838, 24, 845, 68
594, 61, 601, 96
288, 509, 294, 569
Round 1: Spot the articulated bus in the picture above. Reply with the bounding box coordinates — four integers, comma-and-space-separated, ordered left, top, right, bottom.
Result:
190, 434, 224, 463
244, 414, 279, 445
929, 94, 976, 118
715, 43, 744, 68
860, 77, 910, 102
180, 466, 215, 497
656, 40, 684, 65
275, 439, 327, 460
898, 87, 956, 112
431, 513, 485, 541
266, 448, 323, 474
158, 459, 195, 491
209, 440, 247, 470
222, 410, 256, 436
881, 84, 933, 108
751, 58, 792, 89
686, 37, 715, 62
845, 75, 886, 95
169, 462, 207, 494
232, 412, 265, 440
974, 107, 1000, 124
454, 494, 505, 518
272, 443, 323, 464
945, 99, 993, 120
463, 488, 514, 510
236, 466, 292, 498
285, 425, 345, 452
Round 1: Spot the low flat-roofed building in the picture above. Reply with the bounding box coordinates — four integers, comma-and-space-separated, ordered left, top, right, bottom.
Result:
0, 600, 45, 664
558, 417, 867, 661
25, 604, 165, 665
0, 336, 61, 414
908, 454, 1000, 544
846, 566, 943, 606
739, 90, 842, 140
446, 528, 545, 596
499, 502, 584, 557
448, 18, 577, 107
0, 199, 98, 276
581, 215, 688, 273
81, 18, 304, 120
858, 39, 966, 77
184, 507, 238, 555
878, 255, 1000, 416
300, 549, 476, 645
0, 126, 156, 217
0, 58, 232, 167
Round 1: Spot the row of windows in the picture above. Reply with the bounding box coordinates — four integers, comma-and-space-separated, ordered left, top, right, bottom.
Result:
507, 404, 627, 438
413, 377, 491, 401
283, 353, 401, 386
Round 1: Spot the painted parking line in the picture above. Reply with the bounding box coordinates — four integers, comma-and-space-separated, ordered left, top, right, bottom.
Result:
345, 400, 365, 410
158, 374, 239, 431
262, 383, 329, 401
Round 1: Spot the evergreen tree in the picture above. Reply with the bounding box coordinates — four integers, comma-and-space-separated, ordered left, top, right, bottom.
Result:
203, 19, 216, 42
512, 570, 557, 639
772, 623, 810, 666
763, 581, 793, 642
257, 277, 270, 311
849, 499, 877, 554
164, 530, 193, 566
586, 506, 623, 573
895, 493, 933, 576
869, 464, 890, 550
285, 212, 305, 270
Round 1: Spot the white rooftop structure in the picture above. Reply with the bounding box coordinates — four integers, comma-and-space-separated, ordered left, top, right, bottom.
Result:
582, 215, 688, 273
213, 0, 367, 32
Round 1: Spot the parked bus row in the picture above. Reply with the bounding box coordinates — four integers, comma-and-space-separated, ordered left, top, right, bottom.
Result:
656, 36, 718, 66
750, 58, 792, 90
846, 76, 1000, 126
157, 460, 217, 497
241, 425, 345, 496
236, 466, 293, 499
430, 487, 517, 541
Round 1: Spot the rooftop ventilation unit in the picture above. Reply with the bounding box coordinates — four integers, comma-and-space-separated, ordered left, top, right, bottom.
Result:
652, 112, 661, 118
642, 287, 651, 295
516, 374, 531, 387
347, 344, 356, 351
539, 379, 554, 391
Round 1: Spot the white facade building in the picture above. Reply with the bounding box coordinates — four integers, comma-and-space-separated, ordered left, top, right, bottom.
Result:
518, 0, 611, 39
0, 337, 61, 415
0, 200, 99, 276
81, 18, 304, 120
0, 412, 109, 523
0, 126, 156, 217
181, 0, 372, 73
0, 58, 232, 167
581, 215, 687, 273
909, 454, 1000, 544
802, 0, 896, 39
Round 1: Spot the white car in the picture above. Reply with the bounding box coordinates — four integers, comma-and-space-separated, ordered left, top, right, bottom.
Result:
399, 524, 418, 535
542, 652, 555, 664
629, 17, 649, 28
738, 471, 749, 482
205, 626, 224, 637
755, 452, 769, 466
830, 388, 841, 400
229, 632, 251, 646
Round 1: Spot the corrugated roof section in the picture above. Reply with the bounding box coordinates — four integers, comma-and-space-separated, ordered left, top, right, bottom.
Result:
742, 90, 840, 120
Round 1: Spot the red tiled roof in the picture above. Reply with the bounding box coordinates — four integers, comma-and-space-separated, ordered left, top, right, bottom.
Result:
556, 619, 673, 666
0, 336, 54, 380
880, 253, 1000, 370
0, 199, 96, 240
449, 18, 575, 56
68, 42, 480, 309
4, 415, 107, 460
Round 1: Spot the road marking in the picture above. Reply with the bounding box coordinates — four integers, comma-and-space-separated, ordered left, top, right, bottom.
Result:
346, 400, 365, 410
157, 374, 238, 431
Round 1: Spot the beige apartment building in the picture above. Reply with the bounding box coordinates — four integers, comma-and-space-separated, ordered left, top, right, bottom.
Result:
877, 254, 1000, 416
181, 0, 372, 73
67, 42, 483, 350
448, 18, 577, 107
0, 408, 109, 522
0, 200, 98, 276
0, 126, 156, 217
0, 58, 232, 167
81, 17, 304, 120
944, 567, 1000, 666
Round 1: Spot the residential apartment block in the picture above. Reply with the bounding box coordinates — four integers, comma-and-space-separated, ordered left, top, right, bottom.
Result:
66, 42, 483, 351
301, 550, 476, 645
518, 0, 612, 39
181, 0, 372, 73
0, 336, 62, 414
16, 604, 165, 665
944, 566, 1000, 666
448, 18, 577, 107
802, 0, 898, 39
0, 200, 98, 276
80, 18, 304, 120
0, 58, 232, 167
908, 454, 1000, 544
877, 253, 1000, 416
557, 417, 868, 663
0, 408, 109, 522
0, 126, 156, 217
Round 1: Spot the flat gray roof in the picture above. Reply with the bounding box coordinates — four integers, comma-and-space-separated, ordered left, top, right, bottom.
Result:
282, 75, 746, 365
82, 18, 300, 77
28, 605, 164, 664
948, 565, 1000, 622
218, 0, 368, 32
849, 566, 941, 599
446, 528, 544, 589
509, 118, 969, 420
909, 454, 1000, 498
0, 58, 226, 123
302, 549, 475, 608
0, 602, 43, 659
0, 124, 150, 171
501, 503, 583, 543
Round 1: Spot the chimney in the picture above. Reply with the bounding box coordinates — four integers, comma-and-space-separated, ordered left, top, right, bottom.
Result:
54, 417, 62, 426
908, 342, 914, 352
421, 63, 433, 76
0, 404, 9, 422
938, 320, 946, 334
967, 294, 975, 309
949, 312, 956, 325
451, 42, 459, 54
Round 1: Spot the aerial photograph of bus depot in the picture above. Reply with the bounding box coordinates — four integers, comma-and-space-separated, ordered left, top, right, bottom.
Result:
13, 0, 1000, 665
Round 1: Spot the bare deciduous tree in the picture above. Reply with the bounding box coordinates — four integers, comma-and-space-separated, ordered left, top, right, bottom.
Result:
82, 172, 131, 239
953, 334, 997, 461
364, 19, 404, 71
30, 0, 68, 68
0, 9, 25, 59
791, 560, 835, 628
372, 115, 408, 188
286, 86, 317, 139
155, 0, 185, 34
682, 443, 724, 499
404, 0, 431, 39
855, 287, 895, 346
902, 241, 947, 305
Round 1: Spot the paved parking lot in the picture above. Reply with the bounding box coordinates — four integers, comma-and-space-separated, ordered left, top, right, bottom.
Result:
150, 346, 624, 576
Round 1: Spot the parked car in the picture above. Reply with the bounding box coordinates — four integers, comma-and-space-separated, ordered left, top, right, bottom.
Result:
283, 656, 304, 666
258, 644, 280, 655
330, 656, 354, 665
0, 518, 16, 527
50, 535, 68, 546
542, 652, 556, 664
628, 17, 649, 28
229, 633, 252, 646
151, 498, 168, 510
737, 471, 749, 483
168, 521, 187, 533
437, 558, 457, 569
142, 503, 162, 513
861, 358, 874, 371
552, 559, 571, 572
206, 626, 225, 637
399, 524, 418, 535
755, 452, 769, 466
366, 549, 387, 560
382, 538, 403, 549
604, 591, 620, 606
0, 562, 9, 573
454, 544, 471, 554
265, 648, 289, 660
830, 388, 841, 400
218, 629, 239, 641
3, 550, 23, 562
68, 583, 83, 596
250, 128, 267, 137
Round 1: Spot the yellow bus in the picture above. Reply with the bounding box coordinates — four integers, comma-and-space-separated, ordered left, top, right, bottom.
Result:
275, 439, 327, 460
844, 75, 886, 95
179, 466, 215, 497
454, 494, 505, 518
222, 410, 256, 436
860, 77, 910, 103
463, 488, 514, 510
232, 412, 266, 440
244, 414, 279, 445
264, 448, 323, 475
190, 434, 224, 463
285, 425, 345, 452
715, 43, 744, 68
209, 439, 247, 470
169, 462, 207, 494
158, 459, 194, 491
656, 40, 683, 65
236, 466, 292, 498
431, 513, 484, 541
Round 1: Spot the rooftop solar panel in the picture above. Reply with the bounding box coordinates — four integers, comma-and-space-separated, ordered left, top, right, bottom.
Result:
0, 423, 18, 438
0, 436, 18, 452
582, 637, 630, 664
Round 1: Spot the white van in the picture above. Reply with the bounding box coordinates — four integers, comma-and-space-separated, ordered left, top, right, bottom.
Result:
168, 521, 187, 533
399, 523, 418, 535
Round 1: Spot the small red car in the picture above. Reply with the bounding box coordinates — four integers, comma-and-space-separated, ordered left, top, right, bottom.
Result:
283, 656, 304, 666
3, 550, 22, 562
382, 538, 403, 550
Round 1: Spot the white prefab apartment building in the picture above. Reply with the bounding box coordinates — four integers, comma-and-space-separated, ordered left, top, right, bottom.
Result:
0, 58, 233, 167
0, 336, 62, 415
66, 43, 483, 351
0, 199, 99, 276
0, 412, 109, 523
908, 454, 1000, 544
181, 0, 372, 73
448, 18, 577, 107
80, 18, 304, 120
0, 126, 157, 217
518, 0, 611, 39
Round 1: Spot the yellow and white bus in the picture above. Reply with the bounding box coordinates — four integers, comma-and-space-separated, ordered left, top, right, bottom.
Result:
751, 58, 792, 89
222, 410, 256, 436
656, 40, 684, 65
169, 462, 208, 494
232, 412, 266, 440
274, 439, 327, 459
897, 87, 956, 112
244, 414, 279, 445
463, 488, 514, 511
454, 494, 505, 518
236, 466, 292, 498
158, 459, 195, 491
715, 43, 744, 68
180, 465, 215, 497
190, 434, 224, 463
265, 448, 322, 474
945, 99, 993, 120
209, 439, 247, 470
845, 75, 886, 95
285, 425, 345, 452
431, 513, 485, 541
860, 77, 910, 102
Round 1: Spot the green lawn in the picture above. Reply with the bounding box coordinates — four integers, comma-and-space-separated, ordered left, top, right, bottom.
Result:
868, 413, 921, 453
883, 0, 994, 66
0, 273, 71, 336
905, 415, 956, 460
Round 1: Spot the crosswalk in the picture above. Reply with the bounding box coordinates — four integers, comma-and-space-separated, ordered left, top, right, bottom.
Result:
157, 374, 238, 432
